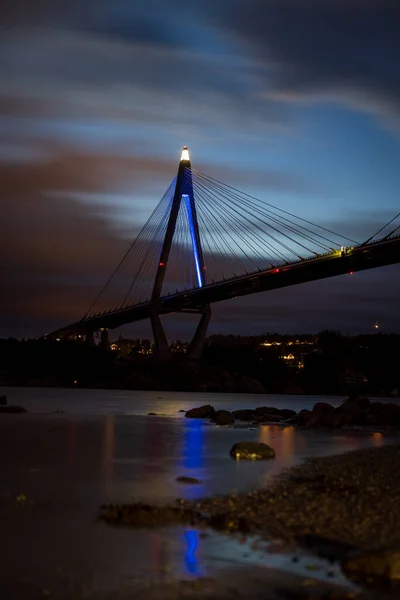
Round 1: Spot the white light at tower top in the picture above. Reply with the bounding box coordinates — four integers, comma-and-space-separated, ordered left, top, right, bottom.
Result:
180, 146, 190, 162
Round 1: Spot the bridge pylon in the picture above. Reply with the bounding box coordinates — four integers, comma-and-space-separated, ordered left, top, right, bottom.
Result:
150, 146, 210, 359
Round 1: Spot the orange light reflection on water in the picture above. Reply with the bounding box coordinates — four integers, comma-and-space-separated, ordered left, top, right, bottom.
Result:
371, 431, 383, 446
101, 414, 115, 480
259, 425, 295, 461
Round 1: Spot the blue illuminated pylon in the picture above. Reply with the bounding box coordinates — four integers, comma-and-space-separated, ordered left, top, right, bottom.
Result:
150, 147, 210, 358
183, 194, 203, 288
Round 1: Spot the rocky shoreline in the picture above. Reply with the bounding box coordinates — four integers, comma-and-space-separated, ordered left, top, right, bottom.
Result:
100, 442, 400, 591
185, 395, 400, 432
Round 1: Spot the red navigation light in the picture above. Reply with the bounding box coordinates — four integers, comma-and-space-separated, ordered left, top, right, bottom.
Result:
349, 271, 354, 275
203, 266, 207, 270
159, 262, 165, 267
274, 268, 280, 273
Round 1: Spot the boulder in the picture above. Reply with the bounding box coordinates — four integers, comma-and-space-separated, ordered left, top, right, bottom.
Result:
336, 400, 364, 423
382, 402, 400, 416
213, 410, 234, 426
185, 405, 216, 419
341, 396, 370, 412
312, 402, 335, 414
176, 476, 202, 484
303, 413, 323, 428
297, 409, 311, 426
231, 409, 256, 422
0, 405, 27, 414
254, 406, 281, 417
342, 549, 400, 583
332, 411, 358, 428
365, 402, 400, 427
279, 409, 297, 419
253, 414, 282, 423
284, 415, 299, 425
229, 441, 275, 460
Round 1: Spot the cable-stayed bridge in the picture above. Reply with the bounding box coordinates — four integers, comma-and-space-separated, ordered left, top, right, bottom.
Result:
48, 147, 400, 357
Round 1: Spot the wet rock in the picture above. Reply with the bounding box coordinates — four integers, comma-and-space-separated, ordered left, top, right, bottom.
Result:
232, 409, 256, 422
298, 410, 317, 427
365, 402, 400, 427
297, 409, 310, 425
338, 397, 369, 418
254, 406, 280, 417
178, 409, 186, 412
345, 395, 371, 411
253, 414, 282, 424
295, 534, 358, 562
212, 410, 234, 426
382, 402, 400, 414
0, 405, 27, 414
342, 549, 400, 583
229, 441, 275, 460
332, 411, 357, 428
284, 416, 299, 425
176, 476, 202, 484
185, 404, 215, 418
279, 409, 297, 419
147, 412, 157, 416
312, 402, 335, 414
334, 399, 365, 425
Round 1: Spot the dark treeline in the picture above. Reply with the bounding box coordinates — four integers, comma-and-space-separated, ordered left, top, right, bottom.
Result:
203, 331, 400, 395
0, 331, 399, 395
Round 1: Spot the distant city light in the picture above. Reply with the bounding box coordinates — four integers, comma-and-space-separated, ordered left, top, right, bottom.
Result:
374, 322, 379, 329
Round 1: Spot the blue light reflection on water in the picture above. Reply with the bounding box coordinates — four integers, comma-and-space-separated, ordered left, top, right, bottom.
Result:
183, 419, 204, 470
184, 530, 202, 575
182, 420, 205, 575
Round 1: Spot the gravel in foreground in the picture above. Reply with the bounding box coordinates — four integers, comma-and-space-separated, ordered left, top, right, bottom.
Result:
100, 445, 400, 551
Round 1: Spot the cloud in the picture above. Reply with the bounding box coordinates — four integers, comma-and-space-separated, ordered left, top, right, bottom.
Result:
220, 0, 400, 131
1, 0, 399, 339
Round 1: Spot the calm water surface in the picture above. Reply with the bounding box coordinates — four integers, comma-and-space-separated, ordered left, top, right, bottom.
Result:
0, 387, 393, 597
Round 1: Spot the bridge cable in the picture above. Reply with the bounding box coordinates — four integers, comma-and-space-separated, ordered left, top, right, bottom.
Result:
193, 169, 358, 245
362, 212, 400, 245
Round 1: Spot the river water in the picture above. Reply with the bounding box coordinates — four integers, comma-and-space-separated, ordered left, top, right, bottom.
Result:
0, 387, 394, 598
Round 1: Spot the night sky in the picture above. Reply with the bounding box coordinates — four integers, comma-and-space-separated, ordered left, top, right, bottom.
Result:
1, 0, 400, 340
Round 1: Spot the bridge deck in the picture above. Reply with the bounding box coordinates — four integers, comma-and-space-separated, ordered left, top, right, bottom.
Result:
48, 234, 400, 338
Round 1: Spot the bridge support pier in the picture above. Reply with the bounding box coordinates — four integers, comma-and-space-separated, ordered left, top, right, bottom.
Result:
150, 311, 171, 359
187, 305, 211, 360
100, 329, 109, 349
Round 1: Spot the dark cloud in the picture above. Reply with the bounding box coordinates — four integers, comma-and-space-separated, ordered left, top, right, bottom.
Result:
222, 0, 400, 127
0, 146, 175, 337
0, 136, 314, 337
1, 0, 399, 339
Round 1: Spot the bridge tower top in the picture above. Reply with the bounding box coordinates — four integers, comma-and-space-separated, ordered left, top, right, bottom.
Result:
180, 146, 190, 162
151, 145, 206, 303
